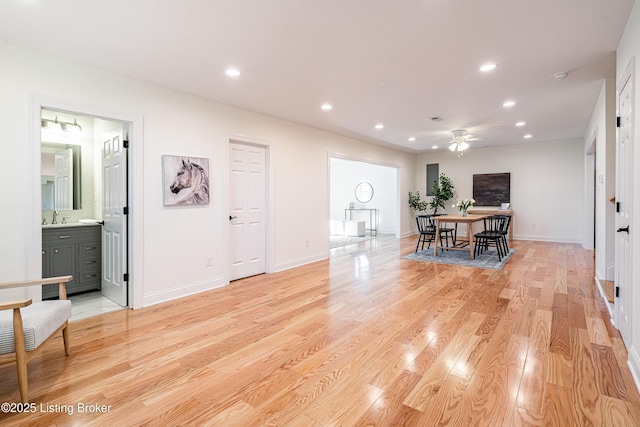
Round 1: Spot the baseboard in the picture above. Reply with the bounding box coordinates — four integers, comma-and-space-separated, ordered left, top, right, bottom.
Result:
513, 234, 582, 244
594, 277, 614, 319
142, 276, 227, 307
628, 345, 640, 395
274, 253, 327, 272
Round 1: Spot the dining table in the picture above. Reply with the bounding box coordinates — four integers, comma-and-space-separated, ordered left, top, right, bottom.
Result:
433, 213, 490, 259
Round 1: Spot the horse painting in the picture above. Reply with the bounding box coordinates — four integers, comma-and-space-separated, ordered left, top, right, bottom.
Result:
164, 156, 210, 205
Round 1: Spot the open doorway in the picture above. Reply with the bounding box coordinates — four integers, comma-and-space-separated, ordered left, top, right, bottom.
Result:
40, 109, 128, 320
27, 94, 144, 317
329, 156, 400, 250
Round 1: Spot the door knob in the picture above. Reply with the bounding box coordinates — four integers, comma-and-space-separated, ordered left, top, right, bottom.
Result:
229, 215, 238, 220
617, 226, 630, 233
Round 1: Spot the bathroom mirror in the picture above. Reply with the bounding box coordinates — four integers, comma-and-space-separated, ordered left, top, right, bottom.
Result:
41, 143, 82, 210
354, 182, 374, 203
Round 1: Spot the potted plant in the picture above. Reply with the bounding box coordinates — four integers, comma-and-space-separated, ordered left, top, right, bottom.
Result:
428, 173, 455, 215
408, 190, 428, 213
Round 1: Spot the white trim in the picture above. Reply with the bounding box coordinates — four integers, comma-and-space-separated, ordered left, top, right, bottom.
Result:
143, 277, 227, 307
513, 234, 583, 243
274, 254, 327, 272
26, 93, 144, 309
628, 345, 640, 394
594, 277, 614, 319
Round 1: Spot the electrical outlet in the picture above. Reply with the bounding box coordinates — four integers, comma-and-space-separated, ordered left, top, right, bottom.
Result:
206, 256, 213, 267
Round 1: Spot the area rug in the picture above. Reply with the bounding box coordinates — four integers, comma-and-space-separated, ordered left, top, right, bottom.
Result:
329, 235, 372, 249
403, 248, 515, 270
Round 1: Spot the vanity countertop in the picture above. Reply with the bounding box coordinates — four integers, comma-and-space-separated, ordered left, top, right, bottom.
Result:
42, 222, 101, 229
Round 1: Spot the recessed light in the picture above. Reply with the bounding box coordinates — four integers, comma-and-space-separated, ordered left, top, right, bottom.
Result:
503, 100, 516, 107
375, 123, 384, 130
408, 137, 415, 142
524, 134, 532, 139
321, 103, 333, 111
432, 145, 438, 149
225, 68, 240, 77
479, 63, 496, 72
515, 121, 526, 127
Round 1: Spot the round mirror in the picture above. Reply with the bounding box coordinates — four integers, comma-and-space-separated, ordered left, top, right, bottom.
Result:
354, 182, 374, 203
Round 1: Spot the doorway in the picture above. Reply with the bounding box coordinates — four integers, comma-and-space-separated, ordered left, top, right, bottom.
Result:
228, 139, 271, 281
27, 94, 144, 311
329, 156, 401, 250
39, 109, 128, 317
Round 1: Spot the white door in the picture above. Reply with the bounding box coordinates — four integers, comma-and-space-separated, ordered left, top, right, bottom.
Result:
229, 142, 266, 280
102, 127, 128, 306
615, 70, 633, 344
54, 148, 73, 210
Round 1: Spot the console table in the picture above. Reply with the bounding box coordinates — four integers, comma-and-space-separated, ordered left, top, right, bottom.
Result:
344, 208, 378, 235
467, 208, 513, 243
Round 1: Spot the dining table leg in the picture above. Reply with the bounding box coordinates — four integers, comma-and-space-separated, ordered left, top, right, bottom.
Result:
434, 220, 441, 256
468, 221, 475, 259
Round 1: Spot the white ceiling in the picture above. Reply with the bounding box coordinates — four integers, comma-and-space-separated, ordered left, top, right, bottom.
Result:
1, 0, 635, 152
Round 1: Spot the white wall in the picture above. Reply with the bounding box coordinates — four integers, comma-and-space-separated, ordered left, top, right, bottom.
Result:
415, 139, 585, 243
329, 157, 397, 234
0, 42, 417, 305
616, 0, 640, 390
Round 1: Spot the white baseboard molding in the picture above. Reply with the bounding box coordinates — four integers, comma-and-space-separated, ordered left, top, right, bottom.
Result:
594, 277, 614, 320
628, 345, 640, 395
513, 234, 582, 244
274, 253, 327, 272
143, 276, 227, 307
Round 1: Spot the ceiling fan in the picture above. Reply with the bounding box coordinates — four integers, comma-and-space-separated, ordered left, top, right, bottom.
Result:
448, 129, 482, 156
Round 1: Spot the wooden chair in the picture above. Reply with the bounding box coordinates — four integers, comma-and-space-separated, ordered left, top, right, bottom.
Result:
474, 215, 509, 260
415, 215, 455, 252
0, 276, 73, 403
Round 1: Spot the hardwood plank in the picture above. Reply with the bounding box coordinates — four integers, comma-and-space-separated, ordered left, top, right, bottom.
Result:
0, 238, 638, 426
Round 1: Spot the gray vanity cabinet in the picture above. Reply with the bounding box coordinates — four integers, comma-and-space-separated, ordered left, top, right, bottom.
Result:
42, 225, 102, 299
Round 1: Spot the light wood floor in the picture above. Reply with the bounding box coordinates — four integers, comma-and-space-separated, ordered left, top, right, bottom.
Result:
1, 236, 639, 426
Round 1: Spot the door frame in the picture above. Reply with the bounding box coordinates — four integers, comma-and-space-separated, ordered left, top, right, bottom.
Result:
225, 134, 275, 279
614, 58, 634, 338
26, 94, 144, 309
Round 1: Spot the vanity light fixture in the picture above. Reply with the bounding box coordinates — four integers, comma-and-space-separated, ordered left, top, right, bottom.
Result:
321, 103, 333, 110
41, 116, 82, 132
502, 100, 516, 107
225, 68, 240, 77
524, 134, 532, 139
515, 121, 526, 127
408, 137, 415, 142
375, 123, 384, 130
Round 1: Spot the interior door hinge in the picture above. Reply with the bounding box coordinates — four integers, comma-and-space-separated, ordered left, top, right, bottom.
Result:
616, 202, 620, 213
616, 286, 620, 298
123, 140, 129, 149
124, 273, 129, 282
123, 206, 129, 215
617, 116, 621, 128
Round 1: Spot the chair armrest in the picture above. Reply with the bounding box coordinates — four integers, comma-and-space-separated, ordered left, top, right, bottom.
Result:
0, 299, 32, 311
0, 275, 73, 290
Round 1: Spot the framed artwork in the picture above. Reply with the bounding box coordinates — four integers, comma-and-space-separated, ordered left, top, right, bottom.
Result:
162, 155, 210, 206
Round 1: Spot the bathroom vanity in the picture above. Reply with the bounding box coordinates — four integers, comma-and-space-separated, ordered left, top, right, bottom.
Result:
42, 224, 102, 299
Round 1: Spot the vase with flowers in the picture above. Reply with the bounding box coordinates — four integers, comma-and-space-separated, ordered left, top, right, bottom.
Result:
453, 198, 475, 216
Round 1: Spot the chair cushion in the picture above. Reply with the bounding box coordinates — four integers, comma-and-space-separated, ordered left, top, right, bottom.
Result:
0, 300, 71, 354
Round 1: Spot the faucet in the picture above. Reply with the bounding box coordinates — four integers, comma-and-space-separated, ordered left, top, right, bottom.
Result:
52, 210, 59, 224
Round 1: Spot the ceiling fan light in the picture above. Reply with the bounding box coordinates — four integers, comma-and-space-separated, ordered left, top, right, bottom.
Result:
458, 142, 469, 151
449, 144, 457, 151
